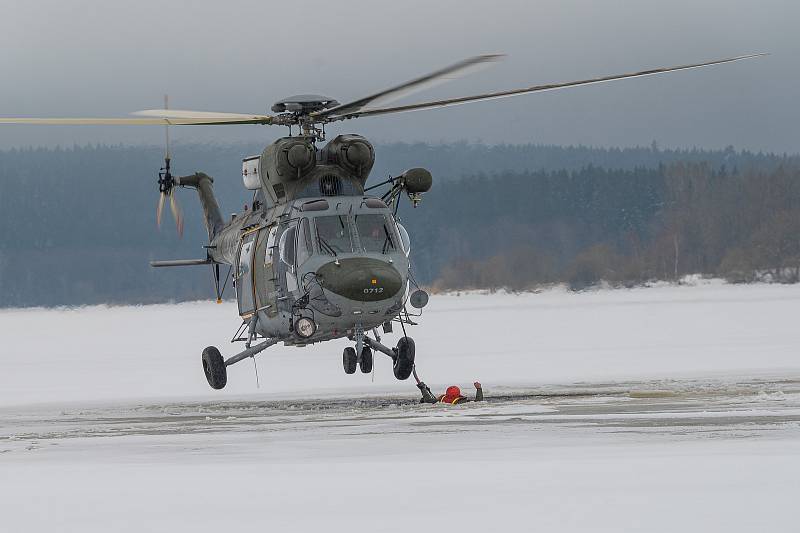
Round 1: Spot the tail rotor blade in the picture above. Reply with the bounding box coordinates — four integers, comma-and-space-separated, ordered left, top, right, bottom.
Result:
157, 192, 166, 228
169, 191, 184, 238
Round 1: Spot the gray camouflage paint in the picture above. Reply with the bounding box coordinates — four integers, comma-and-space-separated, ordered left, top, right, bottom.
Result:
186, 134, 413, 347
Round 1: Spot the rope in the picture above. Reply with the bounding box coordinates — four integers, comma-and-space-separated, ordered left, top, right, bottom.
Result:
252, 356, 260, 389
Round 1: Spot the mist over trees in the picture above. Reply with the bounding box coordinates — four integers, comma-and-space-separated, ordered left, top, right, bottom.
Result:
0, 142, 797, 307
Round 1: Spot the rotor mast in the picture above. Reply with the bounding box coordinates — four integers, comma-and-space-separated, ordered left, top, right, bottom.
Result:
269, 94, 339, 141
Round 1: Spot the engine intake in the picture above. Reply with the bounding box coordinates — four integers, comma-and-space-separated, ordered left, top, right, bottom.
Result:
273, 138, 315, 179
320, 134, 375, 184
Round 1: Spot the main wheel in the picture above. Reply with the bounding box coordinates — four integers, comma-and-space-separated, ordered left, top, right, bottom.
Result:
359, 346, 373, 374
393, 337, 415, 380
202, 346, 227, 390
343, 347, 357, 374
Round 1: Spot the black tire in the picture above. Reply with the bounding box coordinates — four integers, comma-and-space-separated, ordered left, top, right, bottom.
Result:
393, 337, 415, 380
359, 346, 373, 374
343, 347, 357, 374
202, 346, 227, 390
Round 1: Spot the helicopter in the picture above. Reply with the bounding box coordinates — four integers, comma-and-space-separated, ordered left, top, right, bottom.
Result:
0, 53, 763, 390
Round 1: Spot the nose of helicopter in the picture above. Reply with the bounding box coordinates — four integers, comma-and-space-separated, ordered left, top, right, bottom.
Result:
316, 258, 403, 302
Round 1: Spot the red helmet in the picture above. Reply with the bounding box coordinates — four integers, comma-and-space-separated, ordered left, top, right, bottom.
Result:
445, 385, 461, 398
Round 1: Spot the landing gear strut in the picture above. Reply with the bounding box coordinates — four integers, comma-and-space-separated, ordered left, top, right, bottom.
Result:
359, 335, 416, 381
201, 338, 279, 390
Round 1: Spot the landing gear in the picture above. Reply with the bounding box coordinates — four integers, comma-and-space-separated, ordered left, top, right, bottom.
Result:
200, 337, 279, 390
202, 346, 227, 390
359, 346, 373, 373
343, 347, 357, 374
343, 335, 415, 380
393, 337, 415, 380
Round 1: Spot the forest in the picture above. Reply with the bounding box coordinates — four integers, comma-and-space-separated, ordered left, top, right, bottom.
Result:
0, 142, 797, 306
422, 163, 800, 291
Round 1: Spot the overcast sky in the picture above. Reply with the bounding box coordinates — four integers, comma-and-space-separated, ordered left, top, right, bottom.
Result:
0, 0, 795, 152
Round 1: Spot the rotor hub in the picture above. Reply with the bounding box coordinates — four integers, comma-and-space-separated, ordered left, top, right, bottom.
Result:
271, 94, 339, 115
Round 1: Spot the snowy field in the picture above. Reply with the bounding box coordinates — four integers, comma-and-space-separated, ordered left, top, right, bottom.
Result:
1, 281, 799, 531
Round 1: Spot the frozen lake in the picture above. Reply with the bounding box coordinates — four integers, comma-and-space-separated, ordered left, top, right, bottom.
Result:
1, 281, 799, 531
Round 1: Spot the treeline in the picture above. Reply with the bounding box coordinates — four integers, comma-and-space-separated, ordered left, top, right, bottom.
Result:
373, 141, 797, 178
426, 164, 800, 291
0, 142, 798, 307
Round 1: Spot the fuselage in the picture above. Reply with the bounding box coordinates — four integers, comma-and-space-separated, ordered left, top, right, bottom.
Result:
208, 194, 410, 345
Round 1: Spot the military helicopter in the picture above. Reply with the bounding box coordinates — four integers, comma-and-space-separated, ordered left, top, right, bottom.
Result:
0, 53, 763, 390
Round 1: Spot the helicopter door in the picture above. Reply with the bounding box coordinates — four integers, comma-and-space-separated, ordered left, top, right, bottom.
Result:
236, 230, 257, 317
261, 225, 279, 313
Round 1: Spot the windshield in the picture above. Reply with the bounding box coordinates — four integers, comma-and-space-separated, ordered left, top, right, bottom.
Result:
315, 215, 353, 255
354, 214, 397, 254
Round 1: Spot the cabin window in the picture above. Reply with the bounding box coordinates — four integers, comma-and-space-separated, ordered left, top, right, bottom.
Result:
354, 214, 396, 254
279, 225, 296, 267
315, 215, 353, 255
264, 226, 278, 266
296, 218, 313, 266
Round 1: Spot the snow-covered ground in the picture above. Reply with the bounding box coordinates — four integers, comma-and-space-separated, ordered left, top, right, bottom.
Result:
2, 279, 799, 406
1, 281, 799, 531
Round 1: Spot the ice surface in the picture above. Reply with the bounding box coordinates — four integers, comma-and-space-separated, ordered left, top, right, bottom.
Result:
1, 282, 799, 531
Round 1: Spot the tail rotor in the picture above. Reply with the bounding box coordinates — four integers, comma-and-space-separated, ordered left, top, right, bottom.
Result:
156, 95, 184, 237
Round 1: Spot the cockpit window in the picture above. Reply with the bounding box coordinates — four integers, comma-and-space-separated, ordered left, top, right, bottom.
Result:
315, 215, 354, 255
355, 214, 396, 254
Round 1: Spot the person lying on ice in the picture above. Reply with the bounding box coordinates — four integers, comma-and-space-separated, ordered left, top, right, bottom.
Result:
417, 381, 483, 404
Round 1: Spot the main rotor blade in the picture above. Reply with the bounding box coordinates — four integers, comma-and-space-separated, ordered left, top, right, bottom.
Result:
0, 110, 274, 126
163, 95, 171, 160
133, 109, 274, 125
327, 53, 767, 121
0, 117, 179, 125
312, 54, 505, 120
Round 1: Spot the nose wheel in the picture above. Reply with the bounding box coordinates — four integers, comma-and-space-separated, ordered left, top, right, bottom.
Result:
343, 347, 357, 374
359, 346, 373, 373
343, 346, 374, 374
